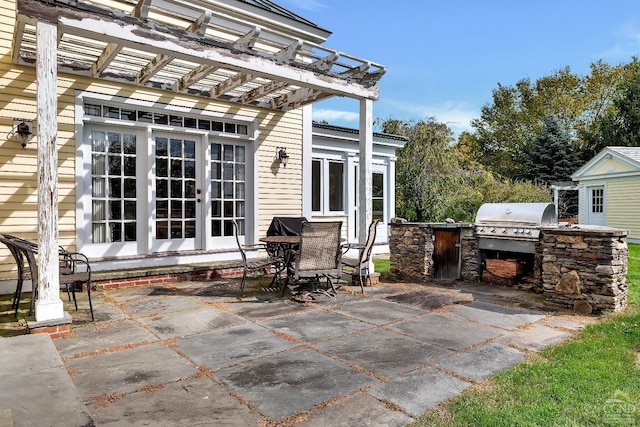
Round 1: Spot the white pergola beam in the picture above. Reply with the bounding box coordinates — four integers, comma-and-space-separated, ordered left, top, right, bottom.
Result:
238, 79, 288, 104
270, 87, 328, 110
138, 10, 211, 85
176, 63, 219, 91
93, 0, 153, 77
212, 72, 254, 97
235, 26, 261, 49
276, 40, 302, 60
14, 0, 380, 100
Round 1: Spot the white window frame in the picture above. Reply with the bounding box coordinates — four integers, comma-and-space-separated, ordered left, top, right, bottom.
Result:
74, 91, 258, 258
311, 153, 347, 216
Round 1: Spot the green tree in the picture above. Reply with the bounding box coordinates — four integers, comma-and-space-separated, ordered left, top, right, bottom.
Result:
382, 117, 551, 222
381, 117, 459, 221
524, 115, 581, 185
587, 59, 640, 154
466, 63, 626, 178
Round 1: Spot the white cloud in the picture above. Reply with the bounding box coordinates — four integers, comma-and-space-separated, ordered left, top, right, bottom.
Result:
385, 99, 479, 135
600, 22, 640, 60
312, 109, 359, 123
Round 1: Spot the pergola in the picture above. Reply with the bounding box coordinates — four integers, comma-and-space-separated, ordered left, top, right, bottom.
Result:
12, 0, 385, 321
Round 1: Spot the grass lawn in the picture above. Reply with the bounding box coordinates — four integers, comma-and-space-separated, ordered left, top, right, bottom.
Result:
409, 243, 640, 426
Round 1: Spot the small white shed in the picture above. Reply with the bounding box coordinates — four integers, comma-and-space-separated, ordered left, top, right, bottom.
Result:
571, 146, 640, 243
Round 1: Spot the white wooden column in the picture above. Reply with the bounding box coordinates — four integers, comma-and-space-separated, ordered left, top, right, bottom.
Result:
35, 20, 63, 322
358, 98, 373, 245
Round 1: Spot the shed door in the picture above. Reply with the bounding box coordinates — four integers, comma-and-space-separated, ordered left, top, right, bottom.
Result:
587, 185, 606, 226
433, 229, 460, 279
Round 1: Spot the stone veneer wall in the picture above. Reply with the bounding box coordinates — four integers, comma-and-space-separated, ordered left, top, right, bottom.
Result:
460, 227, 481, 282
389, 220, 478, 282
389, 220, 629, 314
389, 221, 433, 281
540, 226, 628, 314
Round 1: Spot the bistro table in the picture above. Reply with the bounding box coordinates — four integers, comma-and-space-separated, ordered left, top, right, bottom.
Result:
259, 235, 301, 296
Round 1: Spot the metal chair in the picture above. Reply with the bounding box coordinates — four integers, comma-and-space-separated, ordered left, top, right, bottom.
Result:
232, 220, 284, 296
341, 219, 380, 292
0, 236, 32, 317
2, 234, 94, 320
292, 221, 343, 298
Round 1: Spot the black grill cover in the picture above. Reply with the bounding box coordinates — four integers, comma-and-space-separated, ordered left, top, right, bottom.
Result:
267, 217, 308, 236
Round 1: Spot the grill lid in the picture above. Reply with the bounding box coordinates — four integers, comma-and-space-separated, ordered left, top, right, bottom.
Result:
475, 203, 557, 226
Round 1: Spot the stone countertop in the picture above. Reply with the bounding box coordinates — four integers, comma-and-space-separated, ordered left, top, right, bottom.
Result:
540, 224, 628, 237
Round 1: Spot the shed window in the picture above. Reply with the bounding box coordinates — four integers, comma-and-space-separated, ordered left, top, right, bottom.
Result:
591, 188, 604, 213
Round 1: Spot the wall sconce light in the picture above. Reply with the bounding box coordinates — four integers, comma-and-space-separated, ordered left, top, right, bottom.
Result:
13, 119, 34, 149
276, 147, 289, 167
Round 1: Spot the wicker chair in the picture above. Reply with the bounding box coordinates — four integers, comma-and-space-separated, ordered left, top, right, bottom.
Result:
292, 221, 343, 298
232, 220, 284, 296
341, 219, 380, 292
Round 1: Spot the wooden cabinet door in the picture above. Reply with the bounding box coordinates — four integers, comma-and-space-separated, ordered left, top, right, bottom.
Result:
433, 229, 460, 279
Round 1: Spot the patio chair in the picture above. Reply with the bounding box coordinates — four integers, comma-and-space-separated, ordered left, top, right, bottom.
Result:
291, 221, 343, 298
0, 236, 32, 316
232, 220, 284, 296
2, 234, 94, 320
341, 219, 380, 292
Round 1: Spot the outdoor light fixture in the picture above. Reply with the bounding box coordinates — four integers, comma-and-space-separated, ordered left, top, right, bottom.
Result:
276, 147, 289, 166
13, 119, 33, 149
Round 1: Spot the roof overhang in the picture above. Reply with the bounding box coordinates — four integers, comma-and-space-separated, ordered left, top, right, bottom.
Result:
572, 147, 640, 181
13, 0, 385, 111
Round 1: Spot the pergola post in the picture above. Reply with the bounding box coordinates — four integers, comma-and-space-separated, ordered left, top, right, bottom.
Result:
35, 20, 63, 322
358, 98, 373, 245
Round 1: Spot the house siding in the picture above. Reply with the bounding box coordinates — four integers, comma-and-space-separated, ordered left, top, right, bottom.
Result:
606, 179, 640, 241
0, 0, 304, 279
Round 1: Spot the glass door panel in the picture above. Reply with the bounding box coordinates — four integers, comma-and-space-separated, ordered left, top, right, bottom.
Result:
152, 133, 201, 251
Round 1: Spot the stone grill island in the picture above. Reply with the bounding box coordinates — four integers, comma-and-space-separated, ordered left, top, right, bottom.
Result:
389, 219, 629, 314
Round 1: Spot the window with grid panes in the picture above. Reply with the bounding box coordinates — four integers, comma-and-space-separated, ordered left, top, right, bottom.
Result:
591, 188, 604, 213
90, 130, 137, 243
211, 143, 246, 236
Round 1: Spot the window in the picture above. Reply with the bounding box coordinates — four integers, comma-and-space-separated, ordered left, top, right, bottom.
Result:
211, 142, 246, 237
312, 158, 345, 214
328, 162, 344, 211
372, 172, 384, 222
312, 160, 321, 211
90, 130, 137, 243
83, 102, 247, 135
591, 188, 604, 213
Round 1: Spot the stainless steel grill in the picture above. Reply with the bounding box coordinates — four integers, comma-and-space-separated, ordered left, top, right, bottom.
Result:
474, 203, 557, 253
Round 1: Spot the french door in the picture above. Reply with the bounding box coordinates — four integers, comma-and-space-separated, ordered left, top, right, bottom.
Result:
151, 132, 203, 252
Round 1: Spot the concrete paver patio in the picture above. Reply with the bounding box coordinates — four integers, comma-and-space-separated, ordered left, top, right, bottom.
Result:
0, 279, 592, 426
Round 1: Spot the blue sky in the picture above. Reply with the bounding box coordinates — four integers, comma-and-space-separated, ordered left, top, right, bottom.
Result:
277, 0, 640, 135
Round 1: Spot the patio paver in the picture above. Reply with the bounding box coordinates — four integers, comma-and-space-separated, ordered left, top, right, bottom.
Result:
435, 342, 528, 380
215, 347, 377, 420
331, 298, 424, 325
137, 305, 245, 339
369, 366, 471, 417
259, 308, 374, 342
66, 341, 198, 399
315, 328, 454, 378
88, 377, 260, 426
54, 319, 158, 359
1, 279, 590, 426
177, 322, 298, 370
388, 312, 505, 350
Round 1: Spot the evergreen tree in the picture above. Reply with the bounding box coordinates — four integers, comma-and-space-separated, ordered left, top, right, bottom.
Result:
524, 115, 581, 185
